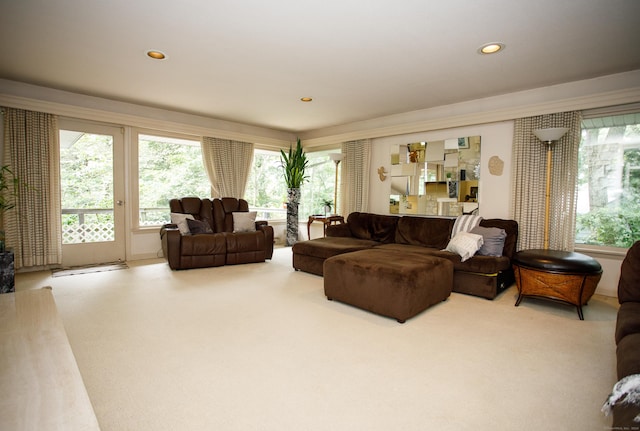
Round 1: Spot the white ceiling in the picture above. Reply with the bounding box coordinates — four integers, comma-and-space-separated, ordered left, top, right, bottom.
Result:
1, 0, 639, 134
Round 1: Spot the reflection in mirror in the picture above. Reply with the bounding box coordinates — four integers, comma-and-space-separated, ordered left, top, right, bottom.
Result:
389, 136, 481, 216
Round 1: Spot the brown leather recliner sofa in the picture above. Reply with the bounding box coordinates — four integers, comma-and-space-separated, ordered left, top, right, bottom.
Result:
604, 240, 640, 426
160, 197, 274, 270
292, 211, 518, 299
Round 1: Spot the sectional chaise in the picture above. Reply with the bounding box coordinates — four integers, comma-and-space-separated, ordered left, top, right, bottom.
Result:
292, 212, 518, 321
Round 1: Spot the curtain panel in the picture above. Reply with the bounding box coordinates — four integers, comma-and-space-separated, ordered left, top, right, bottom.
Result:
201, 137, 254, 198
2, 107, 62, 269
511, 111, 582, 251
341, 139, 371, 216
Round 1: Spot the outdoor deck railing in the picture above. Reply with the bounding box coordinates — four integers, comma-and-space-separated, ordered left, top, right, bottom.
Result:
62, 207, 287, 243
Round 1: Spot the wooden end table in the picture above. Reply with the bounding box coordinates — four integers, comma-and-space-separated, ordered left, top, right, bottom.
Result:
307, 215, 344, 240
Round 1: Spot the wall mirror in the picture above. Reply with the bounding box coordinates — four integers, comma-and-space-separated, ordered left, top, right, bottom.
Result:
389, 136, 480, 216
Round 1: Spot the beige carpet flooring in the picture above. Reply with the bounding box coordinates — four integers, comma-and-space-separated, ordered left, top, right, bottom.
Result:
16, 247, 619, 431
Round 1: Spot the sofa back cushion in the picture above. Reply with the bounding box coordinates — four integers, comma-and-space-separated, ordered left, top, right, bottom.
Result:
395, 216, 455, 249
618, 240, 640, 304
478, 219, 518, 259
346, 212, 399, 243
212, 197, 250, 233
169, 197, 215, 232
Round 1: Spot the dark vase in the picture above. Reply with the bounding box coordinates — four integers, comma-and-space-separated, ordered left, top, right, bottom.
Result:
0, 250, 14, 294
286, 188, 300, 246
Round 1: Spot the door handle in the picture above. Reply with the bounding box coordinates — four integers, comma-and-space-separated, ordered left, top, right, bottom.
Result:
116, 200, 124, 206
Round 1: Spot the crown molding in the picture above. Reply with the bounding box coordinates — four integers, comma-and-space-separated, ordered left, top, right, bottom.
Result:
299, 72, 640, 147
0, 83, 294, 149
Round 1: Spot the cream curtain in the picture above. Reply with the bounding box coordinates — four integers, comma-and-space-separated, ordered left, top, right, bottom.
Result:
201, 137, 254, 198
511, 111, 582, 251
2, 107, 62, 269
341, 139, 371, 216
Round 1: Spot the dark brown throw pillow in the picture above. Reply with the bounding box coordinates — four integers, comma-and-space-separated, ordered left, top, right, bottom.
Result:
187, 218, 213, 234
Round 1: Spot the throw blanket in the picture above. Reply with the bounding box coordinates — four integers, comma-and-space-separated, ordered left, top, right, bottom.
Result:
602, 374, 640, 421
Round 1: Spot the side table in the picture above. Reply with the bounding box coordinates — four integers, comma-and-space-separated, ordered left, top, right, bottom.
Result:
512, 249, 602, 320
307, 215, 345, 240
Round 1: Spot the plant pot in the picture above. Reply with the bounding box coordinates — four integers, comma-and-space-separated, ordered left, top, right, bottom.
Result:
286, 188, 300, 246
0, 250, 14, 294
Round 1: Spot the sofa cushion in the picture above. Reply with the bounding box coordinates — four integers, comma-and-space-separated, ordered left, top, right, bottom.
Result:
618, 333, 640, 380
394, 216, 454, 249
619, 241, 640, 304
471, 226, 507, 257
169, 197, 215, 232
187, 218, 214, 234
616, 302, 640, 345
232, 211, 257, 233
213, 197, 250, 233
345, 212, 399, 243
292, 237, 380, 259
180, 233, 227, 256
376, 243, 511, 274
444, 231, 483, 262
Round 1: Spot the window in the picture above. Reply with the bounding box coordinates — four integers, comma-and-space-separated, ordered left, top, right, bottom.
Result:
245, 149, 287, 220
138, 133, 209, 226
577, 112, 640, 248
300, 150, 340, 218
60, 129, 116, 244
245, 148, 339, 220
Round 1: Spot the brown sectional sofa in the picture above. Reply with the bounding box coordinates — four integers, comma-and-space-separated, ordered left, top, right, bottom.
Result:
160, 197, 274, 270
292, 211, 518, 300
605, 240, 640, 427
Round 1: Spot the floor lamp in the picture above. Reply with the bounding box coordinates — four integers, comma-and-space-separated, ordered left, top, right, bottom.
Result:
533, 127, 569, 249
329, 153, 343, 215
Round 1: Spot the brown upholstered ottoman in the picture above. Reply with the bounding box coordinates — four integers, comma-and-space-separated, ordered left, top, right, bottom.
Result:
323, 249, 453, 323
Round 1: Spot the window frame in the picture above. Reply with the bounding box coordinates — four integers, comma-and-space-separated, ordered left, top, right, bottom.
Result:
575, 103, 640, 254
244, 147, 341, 221
132, 128, 206, 230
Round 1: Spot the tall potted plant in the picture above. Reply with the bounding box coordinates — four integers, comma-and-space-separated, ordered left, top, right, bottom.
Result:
0, 165, 20, 294
280, 138, 308, 246
0, 165, 21, 252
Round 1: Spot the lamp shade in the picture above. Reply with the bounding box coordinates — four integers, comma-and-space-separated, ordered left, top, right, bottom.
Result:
533, 127, 569, 143
329, 153, 343, 163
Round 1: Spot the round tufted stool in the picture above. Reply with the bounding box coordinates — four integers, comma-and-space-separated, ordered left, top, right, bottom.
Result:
512, 249, 602, 320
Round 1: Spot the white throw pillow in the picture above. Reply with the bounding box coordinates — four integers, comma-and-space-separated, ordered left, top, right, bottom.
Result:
170, 212, 195, 235
444, 231, 484, 262
451, 214, 483, 237
232, 211, 257, 233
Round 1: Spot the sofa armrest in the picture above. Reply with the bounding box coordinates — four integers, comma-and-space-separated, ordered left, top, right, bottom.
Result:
160, 225, 182, 269
255, 220, 268, 229
257, 223, 275, 259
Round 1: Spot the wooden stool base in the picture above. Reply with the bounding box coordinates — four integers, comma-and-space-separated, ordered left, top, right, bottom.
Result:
513, 265, 602, 320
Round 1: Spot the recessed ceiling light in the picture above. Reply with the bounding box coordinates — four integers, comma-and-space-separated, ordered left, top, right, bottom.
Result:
146, 50, 166, 60
478, 43, 505, 55
300, 97, 313, 102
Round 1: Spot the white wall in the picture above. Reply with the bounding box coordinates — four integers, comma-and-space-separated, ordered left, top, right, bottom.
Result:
369, 121, 514, 218
589, 254, 621, 298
